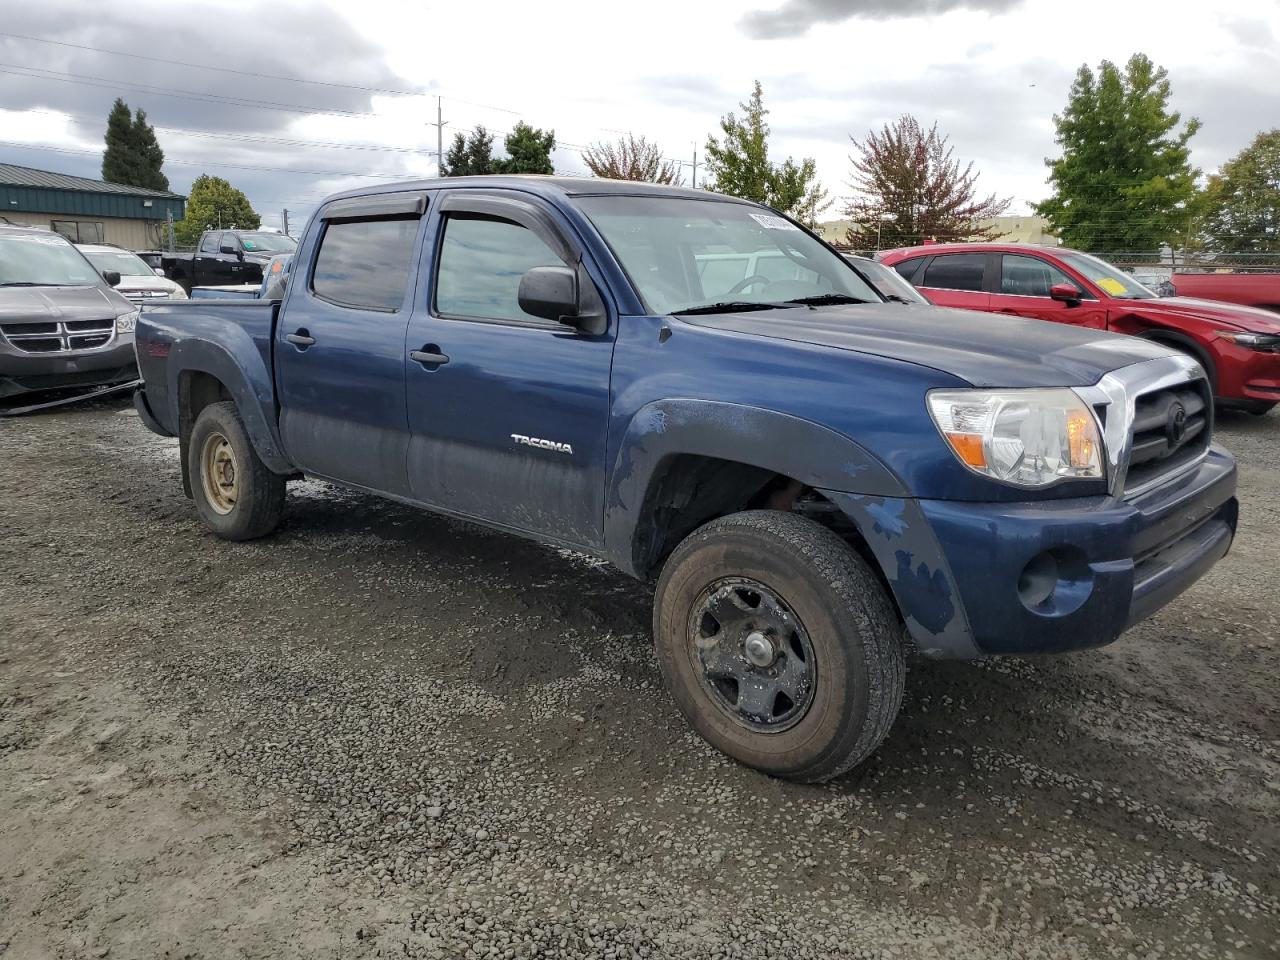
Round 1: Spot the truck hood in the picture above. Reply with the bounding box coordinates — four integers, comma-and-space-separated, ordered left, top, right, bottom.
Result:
681, 303, 1176, 388
0, 284, 130, 321
1137, 296, 1280, 334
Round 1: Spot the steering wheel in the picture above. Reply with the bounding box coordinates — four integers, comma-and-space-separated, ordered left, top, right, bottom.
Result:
727, 274, 772, 296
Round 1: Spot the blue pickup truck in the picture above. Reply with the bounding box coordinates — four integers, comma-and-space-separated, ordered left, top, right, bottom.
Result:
133, 177, 1238, 781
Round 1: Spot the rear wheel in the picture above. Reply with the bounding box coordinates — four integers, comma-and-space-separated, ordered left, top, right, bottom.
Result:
188, 401, 285, 540
654, 510, 905, 782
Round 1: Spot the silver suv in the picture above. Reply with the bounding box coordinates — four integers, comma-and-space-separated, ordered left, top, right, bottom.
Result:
0, 225, 139, 400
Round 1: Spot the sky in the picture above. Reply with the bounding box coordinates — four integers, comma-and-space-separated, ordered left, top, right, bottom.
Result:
1, 0, 1277, 232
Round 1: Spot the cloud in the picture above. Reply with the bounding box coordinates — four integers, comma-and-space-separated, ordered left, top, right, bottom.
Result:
739, 0, 1023, 39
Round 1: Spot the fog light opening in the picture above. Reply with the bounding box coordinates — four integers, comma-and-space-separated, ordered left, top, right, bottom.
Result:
1018, 551, 1060, 608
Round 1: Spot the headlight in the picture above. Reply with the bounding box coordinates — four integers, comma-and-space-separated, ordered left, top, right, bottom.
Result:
115, 310, 139, 333
927, 388, 1104, 487
1217, 330, 1280, 353
171, 286, 189, 300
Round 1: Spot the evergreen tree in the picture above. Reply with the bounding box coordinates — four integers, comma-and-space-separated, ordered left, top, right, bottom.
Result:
1200, 129, 1280, 260
442, 126, 497, 177
1035, 54, 1199, 252
101, 98, 169, 191
175, 174, 260, 247
495, 122, 555, 175
704, 81, 827, 226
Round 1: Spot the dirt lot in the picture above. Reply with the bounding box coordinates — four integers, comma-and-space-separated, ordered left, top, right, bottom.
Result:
1, 400, 1276, 959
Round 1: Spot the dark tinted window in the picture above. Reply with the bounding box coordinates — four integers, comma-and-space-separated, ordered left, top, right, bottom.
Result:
1000, 254, 1072, 297
435, 216, 565, 323
312, 217, 420, 312
922, 253, 986, 291
200, 232, 222, 253
893, 257, 925, 282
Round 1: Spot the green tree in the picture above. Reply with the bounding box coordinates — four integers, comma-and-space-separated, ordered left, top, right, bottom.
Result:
495, 122, 555, 175
175, 174, 260, 247
704, 81, 828, 226
442, 126, 497, 177
844, 115, 1009, 249
1200, 129, 1280, 259
1035, 53, 1200, 252
582, 134, 682, 183
101, 97, 170, 191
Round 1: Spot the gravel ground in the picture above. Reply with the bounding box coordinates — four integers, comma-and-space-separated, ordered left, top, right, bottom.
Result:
0, 399, 1276, 959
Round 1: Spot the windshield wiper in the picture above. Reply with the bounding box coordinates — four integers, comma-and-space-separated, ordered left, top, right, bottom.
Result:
784, 293, 869, 307
674, 300, 790, 315
882, 294, 914, 304
0, 281, 44, 287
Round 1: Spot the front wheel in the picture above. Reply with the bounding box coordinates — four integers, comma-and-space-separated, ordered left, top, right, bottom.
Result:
188, 401, 286, 541
654, 510, 905, 782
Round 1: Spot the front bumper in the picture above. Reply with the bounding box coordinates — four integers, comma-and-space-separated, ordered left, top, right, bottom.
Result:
0, 337, 138, 399
824, 446, 1238, 659
1215, 339, 1280, 405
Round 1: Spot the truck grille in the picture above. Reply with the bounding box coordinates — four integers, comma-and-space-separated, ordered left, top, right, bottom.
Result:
1124, 381, 1211, 494
0, 317, 115, 354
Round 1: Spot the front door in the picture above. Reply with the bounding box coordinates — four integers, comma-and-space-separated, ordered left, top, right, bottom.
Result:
992, 253, 1107, 329
914, 252, 992, 312
404, 191, 615, 548
275, 193, 428, 495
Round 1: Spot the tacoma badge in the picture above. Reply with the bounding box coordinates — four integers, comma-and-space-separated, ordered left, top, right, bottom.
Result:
510, 433, 574, 455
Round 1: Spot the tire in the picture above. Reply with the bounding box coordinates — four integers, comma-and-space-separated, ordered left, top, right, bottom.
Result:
187, 401, 285, 541
653, 510, 905, 782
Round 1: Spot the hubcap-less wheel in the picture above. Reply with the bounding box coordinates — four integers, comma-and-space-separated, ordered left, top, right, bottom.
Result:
688, 577, 815, 732
200, 431, 239, 515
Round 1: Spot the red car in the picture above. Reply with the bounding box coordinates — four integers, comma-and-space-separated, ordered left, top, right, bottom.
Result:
880, 243, 1280, 415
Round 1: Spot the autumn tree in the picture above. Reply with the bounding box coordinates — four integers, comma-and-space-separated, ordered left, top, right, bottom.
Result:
175, 174, 260, 247
843, 115, 1008, 249
704, 81, 828, 226
583, 134, 682, 184
1036, 54, 1200, 252
102, 98, 169, 191
442, 126, 496, 177
494, 122, 556, 175
1199, 129, 1280, 259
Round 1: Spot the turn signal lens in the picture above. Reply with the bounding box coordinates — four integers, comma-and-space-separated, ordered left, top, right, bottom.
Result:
927, 388, 1105, 488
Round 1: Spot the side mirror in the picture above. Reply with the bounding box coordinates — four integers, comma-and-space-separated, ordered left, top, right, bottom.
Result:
1049, 282, 1082, 305
102, 270, 121, 287
219, 244, 237, 255
518, 265, 579, 325
154, 267, 166, 277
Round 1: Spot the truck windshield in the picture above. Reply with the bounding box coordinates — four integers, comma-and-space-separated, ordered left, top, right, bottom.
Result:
578, 196, 880, 315
1058, 251, 1156, 300
238, 233, 297, 254
83, 249, 154, 278
0, 233, 102, 286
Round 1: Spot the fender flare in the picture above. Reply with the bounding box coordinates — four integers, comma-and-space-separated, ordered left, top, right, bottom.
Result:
166, 336, 294, 475
603, 399, 907, 576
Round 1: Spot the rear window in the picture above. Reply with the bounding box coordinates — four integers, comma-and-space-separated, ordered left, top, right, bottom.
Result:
921, 253, 986, 291
311, 218, 420, 312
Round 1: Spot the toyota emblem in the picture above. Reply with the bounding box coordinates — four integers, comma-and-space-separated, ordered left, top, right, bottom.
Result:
1166, 402, 1188, 445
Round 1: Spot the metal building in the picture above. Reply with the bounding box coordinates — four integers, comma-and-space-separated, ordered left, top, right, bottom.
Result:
0, 163, 186, 251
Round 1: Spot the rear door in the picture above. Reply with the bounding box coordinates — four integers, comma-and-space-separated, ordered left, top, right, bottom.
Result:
402, 190, 615, 547
992, 253, 1106, 329
274, 191, 428, 495
914, 252, 992, 312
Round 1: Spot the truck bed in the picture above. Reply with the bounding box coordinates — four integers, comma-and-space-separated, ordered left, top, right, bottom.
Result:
1172, 272, 1280, 312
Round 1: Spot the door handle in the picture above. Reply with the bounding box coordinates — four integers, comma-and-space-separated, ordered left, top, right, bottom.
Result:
410, 346, 449, 367
286, 330, 316, 347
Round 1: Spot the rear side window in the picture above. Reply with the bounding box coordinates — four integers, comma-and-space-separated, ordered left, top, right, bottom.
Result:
893, 257, 925, 282
435, 215, 565, 324
312, 218, 420, 312
1000, 254, 1073, 297
921, 253, 986, 291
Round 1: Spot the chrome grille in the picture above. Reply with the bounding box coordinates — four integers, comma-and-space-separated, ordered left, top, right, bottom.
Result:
1124, 381, 1212, 494
0, 317, 115, 354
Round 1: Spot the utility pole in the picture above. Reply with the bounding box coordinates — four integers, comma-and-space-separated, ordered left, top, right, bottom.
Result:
430, 96, 449, 177
165, 209, 175, 253
690, 142, 699, 189
281, 209, 290, 237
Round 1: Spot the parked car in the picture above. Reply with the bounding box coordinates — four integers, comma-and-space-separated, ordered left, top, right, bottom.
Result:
162, 230, 297, 291
0, 225, 139, 399
133, 178, 1237, 781
1170, 272, 1280, 313
190, 254, 294, 301
843, 253, 931, 303
77, 243, 188, 302
881, 243, 1280, 415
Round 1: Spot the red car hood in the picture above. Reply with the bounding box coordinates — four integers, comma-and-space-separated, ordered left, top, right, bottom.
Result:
1140, 296, 1280, 333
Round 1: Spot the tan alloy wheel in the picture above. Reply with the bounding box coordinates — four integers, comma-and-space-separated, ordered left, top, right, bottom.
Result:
200, 431, 239, 515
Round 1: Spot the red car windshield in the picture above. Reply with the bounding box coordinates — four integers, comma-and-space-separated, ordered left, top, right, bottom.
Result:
1058, 252, 1156, 300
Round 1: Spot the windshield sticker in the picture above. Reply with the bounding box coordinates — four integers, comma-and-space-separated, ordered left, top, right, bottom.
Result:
749, 213, 800, 231
1096, 277, 1127, 296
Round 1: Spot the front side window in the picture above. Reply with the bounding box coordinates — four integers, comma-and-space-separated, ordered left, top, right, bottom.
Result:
1000, 254, 1074, 298
921, 253, 986, 291
578, 196, 879, 315
311, 217, 420, 312
0, 232, 103, 286
435, 215, 566, 324
200, 232, 222, 253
